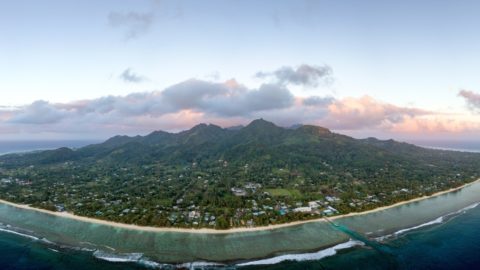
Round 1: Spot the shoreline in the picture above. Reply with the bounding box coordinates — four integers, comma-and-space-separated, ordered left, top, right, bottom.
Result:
0, 179, 478, 235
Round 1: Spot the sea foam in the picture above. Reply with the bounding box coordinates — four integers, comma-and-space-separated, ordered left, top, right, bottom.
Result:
0, 226, 40, 241
177, 261, 227, 269
394, 216, 444, 236
376, 202, 480, 241
93, 250, 174, 269
236, 239, 364, 266
93, 250, 143, 262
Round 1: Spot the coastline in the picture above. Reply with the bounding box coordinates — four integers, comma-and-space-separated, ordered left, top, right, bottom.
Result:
0, 179, 478, 235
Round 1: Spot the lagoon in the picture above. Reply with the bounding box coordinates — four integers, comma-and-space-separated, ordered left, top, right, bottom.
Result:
0, 180, 479, 266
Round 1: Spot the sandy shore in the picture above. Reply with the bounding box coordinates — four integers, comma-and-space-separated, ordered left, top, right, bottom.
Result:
0, 179, 478, 234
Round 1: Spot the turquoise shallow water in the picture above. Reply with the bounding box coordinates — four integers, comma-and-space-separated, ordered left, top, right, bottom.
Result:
1, 181, 480, 263
0, 181, 479, 269
0, 193, 479, 269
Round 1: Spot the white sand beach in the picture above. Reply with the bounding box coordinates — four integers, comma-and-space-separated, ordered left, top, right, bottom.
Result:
0, 179, 478, 234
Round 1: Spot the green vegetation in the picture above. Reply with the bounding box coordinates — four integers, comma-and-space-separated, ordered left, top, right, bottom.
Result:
0, 119, 479, 229
265, 188, 301, 198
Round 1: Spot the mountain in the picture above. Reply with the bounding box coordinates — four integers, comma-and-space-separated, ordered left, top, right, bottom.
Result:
0, 119, 479, 229
2, 118, 479, 178
1, 119, 478, 173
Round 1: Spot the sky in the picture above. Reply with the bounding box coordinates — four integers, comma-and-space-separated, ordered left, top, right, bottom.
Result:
1, 0, 480, 141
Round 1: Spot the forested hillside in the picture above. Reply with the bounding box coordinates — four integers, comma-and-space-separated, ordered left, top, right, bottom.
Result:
0, 119, 478, 229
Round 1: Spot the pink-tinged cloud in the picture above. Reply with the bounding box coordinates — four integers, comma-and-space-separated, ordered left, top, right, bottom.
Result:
0, 77, 479, 140
324, 96, 429, 130
391, 116, 480, 134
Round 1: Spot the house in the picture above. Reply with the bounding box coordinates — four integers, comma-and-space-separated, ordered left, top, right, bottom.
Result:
308, 201, 320, 208
323, 206, 339, 215
0, 178, 12, 184
325, 196, 340, 203
323, 209, 334, 215
293, 206, 312, 213
231, 187, 247, 196
262, 205, 273, 210
245, 183, 262, 190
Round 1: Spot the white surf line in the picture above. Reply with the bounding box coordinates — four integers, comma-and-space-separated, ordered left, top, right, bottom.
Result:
237, 239, 364, 266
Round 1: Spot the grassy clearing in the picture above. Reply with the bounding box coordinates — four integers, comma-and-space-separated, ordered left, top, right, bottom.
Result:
265, 188, 301, 198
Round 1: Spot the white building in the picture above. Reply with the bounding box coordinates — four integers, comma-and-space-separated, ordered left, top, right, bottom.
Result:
293, 206, 312, 213
308, 201, 320, 208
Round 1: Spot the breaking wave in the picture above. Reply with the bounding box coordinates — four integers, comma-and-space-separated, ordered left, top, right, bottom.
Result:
236, 239, 364, 266
177, 261, 227, 269
394, 216, 444, 236
93, 250, 143, 263
93, 251, 174, 269
0, 227, 40, 241
376, 202, 480, 241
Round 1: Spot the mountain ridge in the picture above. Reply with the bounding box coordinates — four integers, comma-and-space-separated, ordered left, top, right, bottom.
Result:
0, 119, 468, 167
0, 119, 479, 229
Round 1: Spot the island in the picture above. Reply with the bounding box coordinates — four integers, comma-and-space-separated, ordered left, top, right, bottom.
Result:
0, 119, 479, 230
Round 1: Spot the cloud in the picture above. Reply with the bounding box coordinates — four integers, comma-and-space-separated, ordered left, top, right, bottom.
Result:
391, 116, 480, 134
120, 68, 147, 83
161, 79, 295, 116
459, 90, 480, 111
107, 1, 183, 40
256, 64, 333, 87
1, 76, 479, 140
9, 101, 67, 124
1, 78, 295, 129
108, 11, 154, 40
324, 96, 430, 130
302, 96, 334, 106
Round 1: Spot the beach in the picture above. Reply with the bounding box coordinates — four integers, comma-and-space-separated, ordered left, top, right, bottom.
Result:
0, 179, 478, 235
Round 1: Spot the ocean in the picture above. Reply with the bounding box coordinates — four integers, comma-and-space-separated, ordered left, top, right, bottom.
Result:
407, 140, 480, 153
244, 203, 480, 270
0, 141, 99, 156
